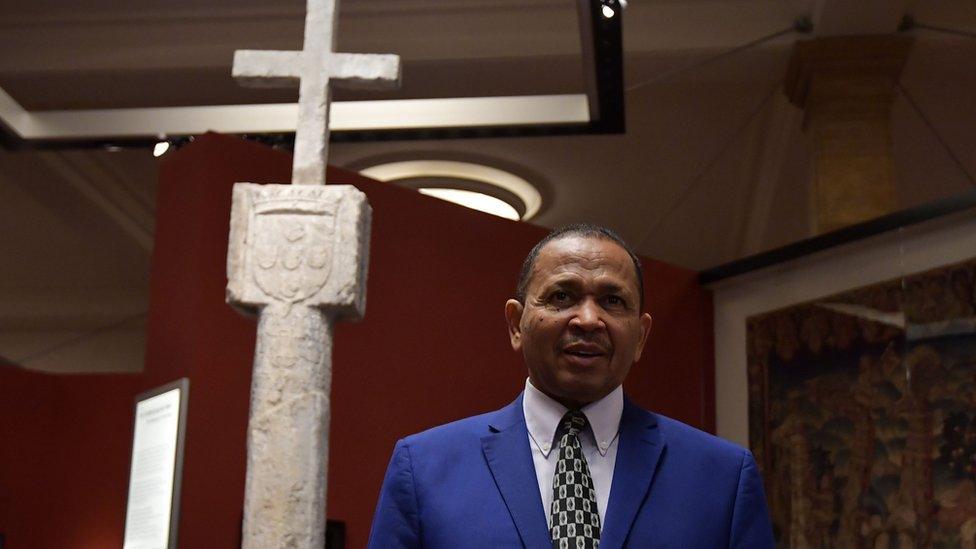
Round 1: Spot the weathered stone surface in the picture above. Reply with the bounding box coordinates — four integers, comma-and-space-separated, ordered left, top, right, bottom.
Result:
244, 304, 332, 548
232, 51, 400, 90
232, 0, 400, 186
229, 0, 397, 545
226, 183, 370, 549
227, 184, 371, 320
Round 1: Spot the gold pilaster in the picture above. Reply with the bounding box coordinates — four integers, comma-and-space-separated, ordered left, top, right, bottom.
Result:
784, 36, 913, 233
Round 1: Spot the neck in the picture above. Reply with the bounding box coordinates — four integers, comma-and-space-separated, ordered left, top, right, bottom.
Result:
527, 378, 604, 410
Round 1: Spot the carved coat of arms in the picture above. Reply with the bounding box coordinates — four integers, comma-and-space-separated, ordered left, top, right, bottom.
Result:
250, 210, 336, 304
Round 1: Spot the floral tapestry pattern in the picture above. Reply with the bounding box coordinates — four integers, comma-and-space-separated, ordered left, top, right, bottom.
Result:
748, 259, 976, 548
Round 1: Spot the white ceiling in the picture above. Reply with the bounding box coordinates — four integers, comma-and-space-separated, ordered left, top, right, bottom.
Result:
1, 0, 975, 372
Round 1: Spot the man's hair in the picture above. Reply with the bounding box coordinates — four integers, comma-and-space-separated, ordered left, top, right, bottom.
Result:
515, 223, 645, 311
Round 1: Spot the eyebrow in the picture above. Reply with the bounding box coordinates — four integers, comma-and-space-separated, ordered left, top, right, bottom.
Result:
599, 280, 626, 292
544, 279, 633, 296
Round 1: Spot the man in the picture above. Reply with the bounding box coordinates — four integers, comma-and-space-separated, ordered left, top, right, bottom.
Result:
368, 224, 774, 548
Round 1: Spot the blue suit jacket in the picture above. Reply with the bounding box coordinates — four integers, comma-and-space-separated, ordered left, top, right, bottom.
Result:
368, 394, 774, 548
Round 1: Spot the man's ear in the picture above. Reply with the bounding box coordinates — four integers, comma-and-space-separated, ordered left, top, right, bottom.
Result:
633, 313, 653, 362
504, 299, 525, 351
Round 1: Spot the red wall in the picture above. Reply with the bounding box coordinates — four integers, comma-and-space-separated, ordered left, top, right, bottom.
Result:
0, 133, 713, 548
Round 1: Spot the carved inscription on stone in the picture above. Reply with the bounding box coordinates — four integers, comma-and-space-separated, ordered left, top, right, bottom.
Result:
259, 305, 324, 369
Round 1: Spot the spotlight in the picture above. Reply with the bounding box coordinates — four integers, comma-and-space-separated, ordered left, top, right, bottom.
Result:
602, 5, 615, 18
153, 141, 171, 158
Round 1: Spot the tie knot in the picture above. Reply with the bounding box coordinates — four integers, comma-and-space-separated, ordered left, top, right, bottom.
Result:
559, 410, 588, 437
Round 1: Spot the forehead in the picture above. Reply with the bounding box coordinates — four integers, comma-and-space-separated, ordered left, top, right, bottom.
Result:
530, 235, 638, 290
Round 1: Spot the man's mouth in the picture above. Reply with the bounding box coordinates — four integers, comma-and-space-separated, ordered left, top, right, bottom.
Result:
562, 344, 608, 358
565, 350, 603, 357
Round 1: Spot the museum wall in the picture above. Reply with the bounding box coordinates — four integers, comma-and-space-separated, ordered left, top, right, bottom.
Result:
0, 133, 713, 548
0, 368, 141, 547
712, 211, 976, 446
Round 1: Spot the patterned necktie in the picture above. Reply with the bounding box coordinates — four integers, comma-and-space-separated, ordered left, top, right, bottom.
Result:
550, 410, 601, 549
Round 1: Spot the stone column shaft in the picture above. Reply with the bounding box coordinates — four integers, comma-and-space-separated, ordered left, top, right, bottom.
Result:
242, 302, 333, 548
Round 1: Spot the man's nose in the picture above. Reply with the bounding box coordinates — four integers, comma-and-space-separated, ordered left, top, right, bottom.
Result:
571, 299, 604, 331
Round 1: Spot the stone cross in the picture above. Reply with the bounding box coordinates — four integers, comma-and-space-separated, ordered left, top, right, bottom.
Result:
233, 0, 401, 185
226, 1, 399, 547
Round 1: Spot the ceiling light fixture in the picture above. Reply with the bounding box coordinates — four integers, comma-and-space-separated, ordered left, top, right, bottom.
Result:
360, 160, 542, 221
417, 189, 520, 220
153, 141, 170, 158
601, 5, 615, 18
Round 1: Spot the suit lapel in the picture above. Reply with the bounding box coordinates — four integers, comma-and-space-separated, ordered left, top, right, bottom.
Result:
481, 395, 551, 549
600, 398, 666, 549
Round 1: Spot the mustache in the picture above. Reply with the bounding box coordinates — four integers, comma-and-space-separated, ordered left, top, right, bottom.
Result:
560, 336, 612, 352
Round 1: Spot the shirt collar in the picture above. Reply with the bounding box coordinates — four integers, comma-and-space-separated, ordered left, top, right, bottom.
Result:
522, 378, 623, 458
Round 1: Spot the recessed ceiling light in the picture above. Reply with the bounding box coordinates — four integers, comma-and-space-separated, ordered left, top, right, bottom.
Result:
360, 160, 542, 221
602, 5, 615, 18
417, 188, 520, 220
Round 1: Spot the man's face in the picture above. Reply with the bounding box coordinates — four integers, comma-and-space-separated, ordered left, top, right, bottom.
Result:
505, 235, 652, 408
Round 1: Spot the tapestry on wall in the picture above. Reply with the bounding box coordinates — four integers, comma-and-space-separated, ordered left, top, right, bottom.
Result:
748, 258, 976, 548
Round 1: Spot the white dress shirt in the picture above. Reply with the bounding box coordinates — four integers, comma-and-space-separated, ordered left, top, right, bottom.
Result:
522, 378, 622, 528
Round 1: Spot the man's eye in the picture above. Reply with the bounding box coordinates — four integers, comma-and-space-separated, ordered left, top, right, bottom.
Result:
551, 291, 570, 303
606, 295, 625, 307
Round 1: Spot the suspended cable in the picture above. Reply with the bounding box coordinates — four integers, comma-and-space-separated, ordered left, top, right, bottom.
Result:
896, 82, 976, 188
626, 26, 797, 93
11, 312, 148, 367
636, 83, 780, 246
